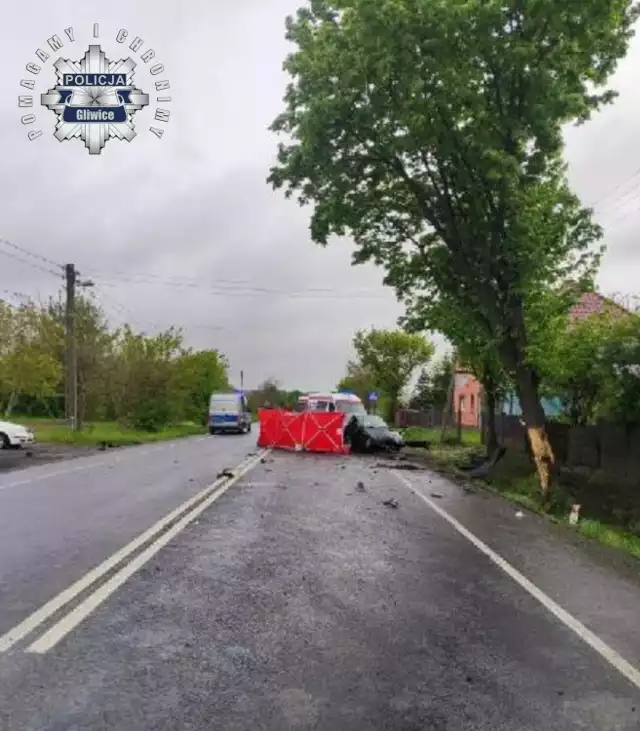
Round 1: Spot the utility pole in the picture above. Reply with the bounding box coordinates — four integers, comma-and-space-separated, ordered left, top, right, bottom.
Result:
64, 264, 94, 431
240, 370, 244, 392
64, 264, 77, 430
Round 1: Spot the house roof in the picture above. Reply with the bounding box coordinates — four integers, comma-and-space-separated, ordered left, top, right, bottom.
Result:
568, 291, 630, 322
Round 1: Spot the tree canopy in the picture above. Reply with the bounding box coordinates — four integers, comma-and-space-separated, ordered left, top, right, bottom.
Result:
351, 328, 434, 420
269, 0, 639, 495
0, 294, 230, 431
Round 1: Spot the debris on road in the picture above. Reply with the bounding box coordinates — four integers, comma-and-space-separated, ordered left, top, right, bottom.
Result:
382, 498, 398, 509
356, 481, 366, 492
430, 493, 443, 499
217, 468, 235, 479
374, 461, 424, 471
465, 447, 507, 479
403, 439, 431, 449
515, 511, 524, 519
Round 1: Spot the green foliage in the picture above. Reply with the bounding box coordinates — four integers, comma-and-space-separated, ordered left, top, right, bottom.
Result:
247, 378, 303, 411
352, 328, 434, 420
543, 311, 640, 425
175, 349, 230, 423
0, 294, 232, 432
0, 302, 61, 413
336, 360, 377, 406
268, 0, 637, 444
409, 356, 452, 411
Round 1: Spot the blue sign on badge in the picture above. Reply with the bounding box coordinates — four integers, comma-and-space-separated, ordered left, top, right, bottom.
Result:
368, 392, 378, 401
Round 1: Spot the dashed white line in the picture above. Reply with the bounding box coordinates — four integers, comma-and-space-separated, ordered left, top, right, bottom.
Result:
393, 471, 640, 691
0, 449, 267, 653
26, 450, 267, 654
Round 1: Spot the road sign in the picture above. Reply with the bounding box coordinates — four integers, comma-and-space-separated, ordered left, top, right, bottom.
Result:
368, 392, 379, 401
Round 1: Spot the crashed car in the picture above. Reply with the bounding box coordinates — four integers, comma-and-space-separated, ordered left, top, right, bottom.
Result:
344, 413, 404, 453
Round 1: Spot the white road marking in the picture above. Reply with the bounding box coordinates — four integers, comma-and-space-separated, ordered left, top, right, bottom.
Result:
26, 450, 267, 653
393, 471, 640, 691
0, 449, 267, 652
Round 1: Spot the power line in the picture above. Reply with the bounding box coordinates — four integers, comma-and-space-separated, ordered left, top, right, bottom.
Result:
92, 286, 227, 334
80, 266, 389, 299
0, 237, 62, 270
89, 274, 388, 300
0, 246, 62, 278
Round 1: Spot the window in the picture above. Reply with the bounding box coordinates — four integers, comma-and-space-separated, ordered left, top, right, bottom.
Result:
336, 400, 366, 414
459, 395, 465, 412
470, 394, 475, 411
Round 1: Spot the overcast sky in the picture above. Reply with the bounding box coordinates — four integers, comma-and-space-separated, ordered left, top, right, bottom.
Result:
0, 1, 639, 391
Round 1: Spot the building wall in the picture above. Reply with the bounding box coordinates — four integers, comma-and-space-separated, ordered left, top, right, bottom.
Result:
453, 371, 482, 427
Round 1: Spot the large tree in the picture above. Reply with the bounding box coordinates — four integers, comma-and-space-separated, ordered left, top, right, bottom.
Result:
352, 328, 433, 421
268, 0, 637, 497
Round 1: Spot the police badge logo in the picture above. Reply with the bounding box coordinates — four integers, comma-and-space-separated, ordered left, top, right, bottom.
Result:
41, 45, 149, 155
18, 25, 171, 155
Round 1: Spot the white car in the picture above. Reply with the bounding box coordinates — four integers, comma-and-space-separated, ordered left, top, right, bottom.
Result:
0, 420, 35, 449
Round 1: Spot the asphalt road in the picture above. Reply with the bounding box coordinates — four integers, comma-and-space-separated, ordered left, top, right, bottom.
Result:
0, 442, 639, 730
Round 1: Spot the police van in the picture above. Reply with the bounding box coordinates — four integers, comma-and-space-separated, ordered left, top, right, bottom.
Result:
208, 391, 252, 434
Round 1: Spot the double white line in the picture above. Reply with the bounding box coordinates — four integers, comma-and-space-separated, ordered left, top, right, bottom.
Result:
0, 449, 268, 654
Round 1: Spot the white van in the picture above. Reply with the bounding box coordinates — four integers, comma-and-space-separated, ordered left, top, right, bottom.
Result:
208, 392, 252, 434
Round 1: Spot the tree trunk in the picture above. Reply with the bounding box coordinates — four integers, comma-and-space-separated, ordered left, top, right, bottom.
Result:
483, 385, 498, 457
386, 392, 399, 425
4, 391, 17, 418
514, 364, 555, 503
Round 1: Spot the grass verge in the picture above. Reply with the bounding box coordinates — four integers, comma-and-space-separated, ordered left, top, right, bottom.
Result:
15, 418, 205, 447
406, 441, 640, 560
400, 426, 482, 446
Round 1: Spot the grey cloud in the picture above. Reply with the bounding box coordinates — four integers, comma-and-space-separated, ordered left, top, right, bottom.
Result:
1, 2, 638, 392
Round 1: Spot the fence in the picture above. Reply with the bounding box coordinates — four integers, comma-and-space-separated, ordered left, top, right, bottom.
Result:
491, 415, 640, 478
491, 414, 640, 524
395, 408, 480, 433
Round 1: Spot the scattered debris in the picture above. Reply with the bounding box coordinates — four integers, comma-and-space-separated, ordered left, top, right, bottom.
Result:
374, 461, 424, 471
569, 504, 581, 526
260, 457, 267, 463
382, 498, 398, 509
430, 493, 443, 499
462, 485, 475, 494
217, 468, 235, 479
25, 451, 33, 458
465, 447, 507, 479
356, 481, 366, 492
515, 511, 524, 519
404, 440, 431, 449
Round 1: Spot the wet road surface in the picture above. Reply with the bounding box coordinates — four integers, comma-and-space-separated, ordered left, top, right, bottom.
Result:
0, 447, 639, 729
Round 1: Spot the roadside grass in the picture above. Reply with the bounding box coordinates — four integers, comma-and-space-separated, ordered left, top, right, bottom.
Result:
400, 426, 482, 445
406, 440, 640, 560
13, 417, 204, 447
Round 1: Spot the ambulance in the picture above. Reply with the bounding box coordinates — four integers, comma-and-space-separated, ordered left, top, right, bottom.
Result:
296, 392, 366, 415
